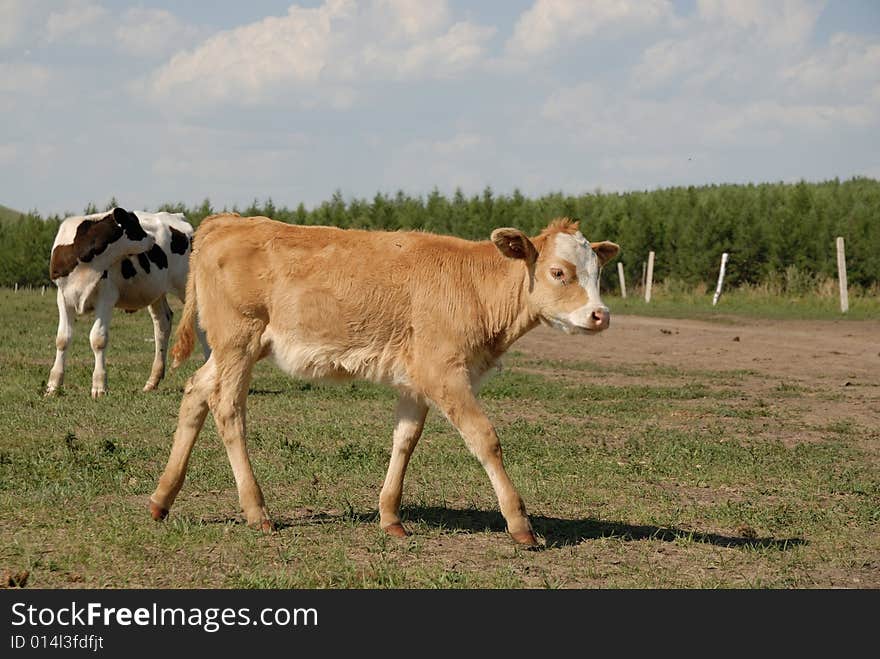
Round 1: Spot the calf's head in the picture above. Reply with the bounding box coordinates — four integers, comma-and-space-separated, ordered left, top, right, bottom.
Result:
492, 218, 619, 334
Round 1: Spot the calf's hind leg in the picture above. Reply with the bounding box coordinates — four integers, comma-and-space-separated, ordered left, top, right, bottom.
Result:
209, 331, 271, 531
150, 356, 216, 520
379, 393, 429, 537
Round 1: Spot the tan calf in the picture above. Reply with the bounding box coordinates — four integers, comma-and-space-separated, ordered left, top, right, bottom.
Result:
150, 214, 619, 545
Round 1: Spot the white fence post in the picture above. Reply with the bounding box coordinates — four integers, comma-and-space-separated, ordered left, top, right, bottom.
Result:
712, 252, 729, 306
645, 251, 655, 303
836, 236, 849, 313
14, 283, 18, 293
617, 262, 627, 299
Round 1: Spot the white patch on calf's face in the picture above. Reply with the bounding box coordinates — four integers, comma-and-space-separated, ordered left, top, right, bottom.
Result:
540, 232, 609, 333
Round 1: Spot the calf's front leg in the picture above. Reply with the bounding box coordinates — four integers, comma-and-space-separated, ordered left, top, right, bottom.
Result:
427, 377, 538, 546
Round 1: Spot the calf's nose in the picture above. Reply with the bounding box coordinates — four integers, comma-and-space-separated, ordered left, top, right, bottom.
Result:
590, 308, 610, 330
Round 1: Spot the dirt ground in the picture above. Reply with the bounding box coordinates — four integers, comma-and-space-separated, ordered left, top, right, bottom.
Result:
517, 314, 880, 431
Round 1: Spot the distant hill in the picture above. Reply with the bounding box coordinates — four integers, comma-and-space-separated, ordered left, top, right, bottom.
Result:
0, 204, 24, 223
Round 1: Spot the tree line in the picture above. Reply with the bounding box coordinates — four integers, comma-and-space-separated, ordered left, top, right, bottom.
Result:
1, 177, 877, 291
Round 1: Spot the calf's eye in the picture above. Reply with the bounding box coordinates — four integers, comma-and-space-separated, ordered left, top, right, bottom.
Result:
550, 267, 564, 280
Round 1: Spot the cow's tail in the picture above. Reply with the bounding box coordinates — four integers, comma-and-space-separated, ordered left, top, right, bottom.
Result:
170, 247, 200, 369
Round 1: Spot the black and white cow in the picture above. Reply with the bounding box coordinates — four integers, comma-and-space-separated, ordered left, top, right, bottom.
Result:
46, 207, 209, 398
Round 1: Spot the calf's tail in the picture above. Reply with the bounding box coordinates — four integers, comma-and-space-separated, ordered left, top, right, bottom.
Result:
171, 250, 199, 369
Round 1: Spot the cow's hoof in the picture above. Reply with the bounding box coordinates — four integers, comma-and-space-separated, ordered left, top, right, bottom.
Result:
382, 522, 409, 538
91, 388, 107, 399
143, 382, 158, 392
149, 500, 169, 521
44, 388, 58, 398
509, 530, 540, 547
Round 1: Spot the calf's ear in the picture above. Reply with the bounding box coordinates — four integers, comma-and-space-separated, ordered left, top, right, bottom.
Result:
590, 241, 620, 266
491, 228, 538, 265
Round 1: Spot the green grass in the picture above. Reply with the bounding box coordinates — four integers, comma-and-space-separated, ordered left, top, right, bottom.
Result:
606, 288, 880, 320
0, 288, 877, 588
0, 204, 24, 224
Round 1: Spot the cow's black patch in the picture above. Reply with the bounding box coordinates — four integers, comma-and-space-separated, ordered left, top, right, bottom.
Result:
82, 219, 123, 262
147, 244, 168, 269
50, 217, 124, 279
101, 270, 108, 279
121, 258, 136, 279
111, 207, 148, 241
137, 252, 151, 273
169, 227, 189, 255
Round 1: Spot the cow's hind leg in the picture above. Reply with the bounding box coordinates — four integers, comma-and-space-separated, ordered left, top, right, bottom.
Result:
209, 329, 271, 531
427, 376, 538, 546
144, 295, 173, 391
46, 289, 73, 396
89, 288, 117, 398
379, 393, 429, 537
150, 355, 216, 520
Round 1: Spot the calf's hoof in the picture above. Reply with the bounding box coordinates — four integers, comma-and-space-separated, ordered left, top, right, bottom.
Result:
247, 519, 275, 534
509, 529, 540, 547
91, 388, 107, 399
149, 500, 169, 521
381, 522, 410, 538
143, 382, 158, 392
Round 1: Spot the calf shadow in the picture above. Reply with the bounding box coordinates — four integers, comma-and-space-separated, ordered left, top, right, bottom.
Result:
396, 505, 806, 551
198, 505, 805, 551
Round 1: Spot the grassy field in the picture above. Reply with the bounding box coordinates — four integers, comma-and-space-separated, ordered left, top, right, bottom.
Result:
0, 204, 23, 224
0, 287, 877, 588
606, 282, 880, 321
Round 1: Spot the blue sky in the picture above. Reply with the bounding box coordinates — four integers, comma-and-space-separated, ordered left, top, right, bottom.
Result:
1, 0, 878, 216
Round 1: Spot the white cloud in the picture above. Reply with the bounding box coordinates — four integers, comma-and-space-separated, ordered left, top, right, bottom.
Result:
149, 4, 338, 103
0, 0, 26, 46
409, 132, 491, 157
541, 75, 877, 159
114, 8, 203, 58
383, 132, 498, 193
507, 0, 672, 56
362, 21, 496, 80
0, 61, 52, 94
783, 33, 880, 99
697, 0, 824, 47
600, 152, 705, 175
143, 123, 315, 204
705, 100, 876, 142
12, 3, 204, 58
46, 1, 107, 44
373, 0, 450, 40
541, 82, 643, 146
0, 143, 17, 164
633, 0, 825, 92
145, 0, 496, 107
